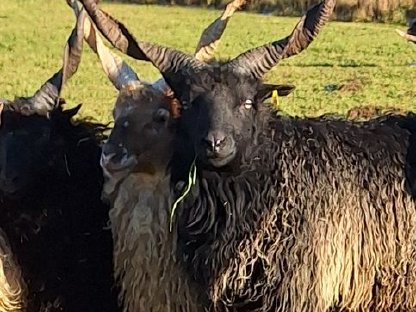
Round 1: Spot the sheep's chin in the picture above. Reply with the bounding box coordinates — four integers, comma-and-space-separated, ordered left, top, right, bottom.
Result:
101, 155, 138, 201
101, 154, 138, 175
205, 149, 237, 168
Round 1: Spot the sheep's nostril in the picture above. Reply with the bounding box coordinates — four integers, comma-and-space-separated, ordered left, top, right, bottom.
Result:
203, 132, 227, 153
100, 152, 117, 168
203, 138, 214, 152
215, 137, 227, 149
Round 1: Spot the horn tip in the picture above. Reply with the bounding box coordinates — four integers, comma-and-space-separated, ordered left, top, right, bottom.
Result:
395, 29, 406, 37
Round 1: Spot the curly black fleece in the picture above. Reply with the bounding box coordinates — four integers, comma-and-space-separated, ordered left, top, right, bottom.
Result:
176, 110, 416, 312
0, 108, 119, 312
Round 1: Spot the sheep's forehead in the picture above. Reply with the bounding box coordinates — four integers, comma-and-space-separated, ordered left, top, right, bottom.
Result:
114, 101, 139, 119
114, 100, 154, 121
114, 86, 166, 120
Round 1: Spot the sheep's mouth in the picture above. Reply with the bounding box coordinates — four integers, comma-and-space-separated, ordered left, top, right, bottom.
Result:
205, 149, 237, 168
100, 153, 138, 175
199, 137, 237, 168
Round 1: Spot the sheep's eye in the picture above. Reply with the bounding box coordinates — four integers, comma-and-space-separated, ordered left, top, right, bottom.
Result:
243, 99, 253, 110
153, 108, 170, 122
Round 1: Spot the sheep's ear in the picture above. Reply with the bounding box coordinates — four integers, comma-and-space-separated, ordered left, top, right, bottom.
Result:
160, 84, 184, 119
256, 83, 296, 103
166, 96, 181, 119
63, 104, 82, 118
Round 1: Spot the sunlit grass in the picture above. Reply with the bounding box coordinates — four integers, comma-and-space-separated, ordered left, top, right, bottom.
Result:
0, 0, 415, 124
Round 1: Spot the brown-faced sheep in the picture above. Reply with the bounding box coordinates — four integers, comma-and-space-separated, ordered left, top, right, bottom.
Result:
101, 85, 203, 312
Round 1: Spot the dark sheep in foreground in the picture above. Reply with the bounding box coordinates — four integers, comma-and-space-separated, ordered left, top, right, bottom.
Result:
0, 5, 118, 312
84, 0, 416, 311
78, 0, 246, 310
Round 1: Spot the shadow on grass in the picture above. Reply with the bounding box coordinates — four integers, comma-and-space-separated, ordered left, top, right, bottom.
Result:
294, 63, 377, 68
338, 63, 377, 68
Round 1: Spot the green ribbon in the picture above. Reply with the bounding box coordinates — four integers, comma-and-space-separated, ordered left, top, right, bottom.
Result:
169, 159, 197, 232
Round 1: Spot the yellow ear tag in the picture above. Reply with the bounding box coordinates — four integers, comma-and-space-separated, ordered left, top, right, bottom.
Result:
271, 90, 279, 107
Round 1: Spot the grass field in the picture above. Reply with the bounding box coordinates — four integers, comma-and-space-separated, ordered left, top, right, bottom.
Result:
0, 0, 415, 124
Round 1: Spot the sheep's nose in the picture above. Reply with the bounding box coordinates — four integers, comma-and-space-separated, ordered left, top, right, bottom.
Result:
102, 141, 117, 159
100, 152, 117, 169
101, 143, 119, 168
203, 131, 227, 153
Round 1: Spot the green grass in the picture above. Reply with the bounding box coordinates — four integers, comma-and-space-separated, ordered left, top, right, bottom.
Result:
0, 0, 415, 124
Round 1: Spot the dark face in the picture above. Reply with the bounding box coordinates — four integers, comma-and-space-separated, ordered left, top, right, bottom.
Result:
101, 86, 175, 177
0, 110, 53, 196
171, 68, 295, 168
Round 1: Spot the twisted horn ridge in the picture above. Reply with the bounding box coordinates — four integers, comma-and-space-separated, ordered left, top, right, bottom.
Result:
84, 18, 141, 89
29, 2, 85, 112
152, 0, 247, 93
68, 0, 140, 90
396, 29, 416, 43
396, 20, 416, 43
0, 99, 6, 126
227, 0, 335, 78
194, 0, 247, 62
0, 101, 4, 125
80, 0, 204, 75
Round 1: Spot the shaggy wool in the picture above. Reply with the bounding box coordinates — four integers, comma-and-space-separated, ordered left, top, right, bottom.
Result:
0, 229, 26, 312
0, 110, 118, 312
177, 114, 416, 312
105, 171, 206, 312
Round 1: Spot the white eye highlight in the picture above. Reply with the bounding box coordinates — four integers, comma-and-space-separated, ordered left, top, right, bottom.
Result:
244, 99, 253, 109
